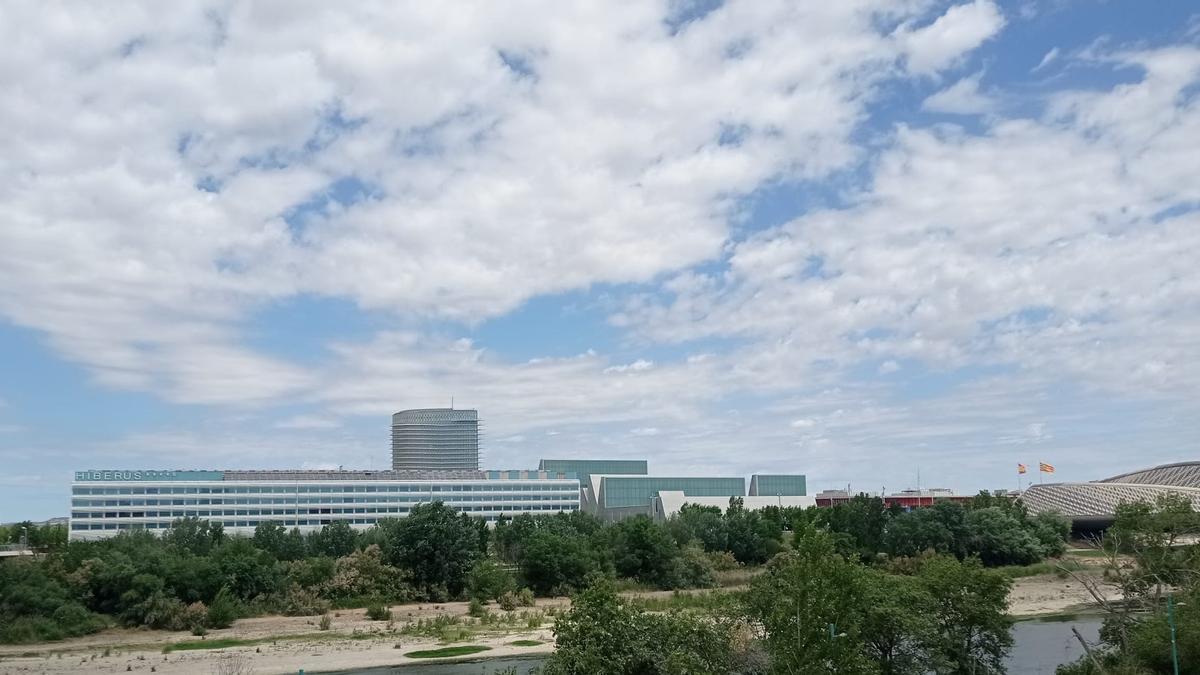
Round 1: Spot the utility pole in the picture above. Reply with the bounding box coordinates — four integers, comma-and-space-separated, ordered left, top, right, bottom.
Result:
1169, 594, 1181, 675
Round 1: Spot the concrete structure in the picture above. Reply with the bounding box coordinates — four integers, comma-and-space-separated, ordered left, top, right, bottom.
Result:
1022, 461, 1200, 529
537, 459, 647, 485
651, 491, 816, 521
69, 468, 578, 541
391, 408, 480, 471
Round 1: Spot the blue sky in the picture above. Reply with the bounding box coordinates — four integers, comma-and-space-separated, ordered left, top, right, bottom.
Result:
2, 1, 1199, 520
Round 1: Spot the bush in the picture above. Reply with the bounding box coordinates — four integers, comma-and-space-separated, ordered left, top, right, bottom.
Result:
468, 598, 485, 617
206, 587, 238, 629
366, 603, 392, 621
516, 588, 535, 607
278, 585, 330, 617
468, 558, 516, 602
179, 602, 208, 633
498, 591, 518, 612
191, 625, 207, 636
318, 614, 332, 631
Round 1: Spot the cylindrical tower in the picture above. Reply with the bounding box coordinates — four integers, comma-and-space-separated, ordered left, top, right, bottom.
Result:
391, 408, 479, 471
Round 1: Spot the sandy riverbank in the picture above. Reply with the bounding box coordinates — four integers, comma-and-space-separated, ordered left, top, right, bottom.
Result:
0, 573, 1111, 674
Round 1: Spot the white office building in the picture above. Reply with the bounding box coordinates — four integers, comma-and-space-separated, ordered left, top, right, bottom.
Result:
69, 468, 580, 541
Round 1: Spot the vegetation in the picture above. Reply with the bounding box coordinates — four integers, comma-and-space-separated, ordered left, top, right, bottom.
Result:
0, 492, 1067, 651
404, 644, 492, 659
542, 577, 737, 674
1055, 494, 1200, 674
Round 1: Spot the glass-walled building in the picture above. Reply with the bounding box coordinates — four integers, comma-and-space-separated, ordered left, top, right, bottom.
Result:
69, 469, 579, 541
392, 408, 480, 471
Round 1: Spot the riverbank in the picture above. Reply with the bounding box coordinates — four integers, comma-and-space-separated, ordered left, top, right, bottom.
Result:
0, 568, 1111, 674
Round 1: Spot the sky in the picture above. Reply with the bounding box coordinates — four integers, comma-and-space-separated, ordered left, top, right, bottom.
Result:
2, 1, 1199, 520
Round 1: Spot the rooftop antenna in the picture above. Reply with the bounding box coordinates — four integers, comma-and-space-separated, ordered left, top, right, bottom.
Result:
450, 395, 454, 410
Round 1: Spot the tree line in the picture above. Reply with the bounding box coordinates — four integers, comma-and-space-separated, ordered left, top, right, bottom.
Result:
0, 492, 1067, 647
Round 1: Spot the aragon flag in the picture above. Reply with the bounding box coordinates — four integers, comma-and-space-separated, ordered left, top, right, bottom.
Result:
1039, 462, 1055, 473
1017, 463, 1027, 474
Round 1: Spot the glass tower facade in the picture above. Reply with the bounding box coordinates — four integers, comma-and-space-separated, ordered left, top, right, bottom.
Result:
391, 408, 480, 471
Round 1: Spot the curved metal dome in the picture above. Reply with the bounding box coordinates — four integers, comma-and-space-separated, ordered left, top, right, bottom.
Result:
1021, 460, 1200, 528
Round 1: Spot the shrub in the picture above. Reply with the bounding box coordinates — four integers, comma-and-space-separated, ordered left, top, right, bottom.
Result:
516, 588, 535, 607
468, 598, 485, 617
707, 551, 740, 571
366, 603, 392, 621
498, 591, 518, 612
191, 625, 207, 637
206, 587, 238, 629
318, 614, 332, 631
468, 558, 516, 602
278, 585, 330, 617
179, 602, 208, 633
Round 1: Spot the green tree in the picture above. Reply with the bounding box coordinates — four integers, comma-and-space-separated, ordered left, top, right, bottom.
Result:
467, 557, 516, 602
743, 526, 877, 674
964, 507, 1044, 566
542, 577, 733, 675
609, 516, 681, 588
725, 498, 783, 565
310, 520, 357, 558
667, 503, 728, 552
162, 517, 224, 556
378, 502, 482, 598
861, 570, 939, 675
252, 521, 288, 558
917, 556, 1012, 674
518, 529, 599, 596
212, 538, 282, 600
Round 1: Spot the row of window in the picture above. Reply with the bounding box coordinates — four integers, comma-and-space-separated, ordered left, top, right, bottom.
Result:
72, 493, 579, 508
71, 502, 580, 519
72, 483, 578, 496
71, 513, 519, 531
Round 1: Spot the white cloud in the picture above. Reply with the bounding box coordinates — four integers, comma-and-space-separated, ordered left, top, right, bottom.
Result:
922, 73, 994, 114
621, 46, 1200, 400
1032, 47, 1060, 72
0, 1, 968, 404
877, 360, 901, 375
896, 1, 1006, 76
274, 415, 342, 430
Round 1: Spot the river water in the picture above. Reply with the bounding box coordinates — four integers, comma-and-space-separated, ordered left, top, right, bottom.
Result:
329, 616, 1103, 674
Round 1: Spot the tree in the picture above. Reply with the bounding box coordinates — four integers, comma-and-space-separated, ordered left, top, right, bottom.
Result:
212, 538, 282, 600
743, 526, 877, 674
964, 507, 1044, 566
310, 520, 357, 558
860, 571, 939, 675
252, 521, 288, 558
542, 577, 733, 675
378, 502, 482, 598
467, 557, 515, 602
518, 530, 599, 596
725, 499, 783, 565
608, 516, 681, 588
667, 504, 727, 552
162, 517, 224, 556
917, 556, 1012, 674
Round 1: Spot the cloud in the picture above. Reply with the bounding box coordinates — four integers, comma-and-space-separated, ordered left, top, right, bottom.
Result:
0, 1, 979, 405
274, 415, 342, 430
896, 1, 1006, 76
922, 72, 995, 114
621, 46, 1200, 400
1032, 47, 1060, 72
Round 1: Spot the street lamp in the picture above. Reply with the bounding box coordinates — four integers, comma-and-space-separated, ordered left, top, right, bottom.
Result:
20, 526, 27, 549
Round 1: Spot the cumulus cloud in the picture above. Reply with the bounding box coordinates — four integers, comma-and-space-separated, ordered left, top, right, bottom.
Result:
922, 73, 995, 114
622, 46, 1200, 401
2, 2, 1197, 495
896, 0, 1006, 76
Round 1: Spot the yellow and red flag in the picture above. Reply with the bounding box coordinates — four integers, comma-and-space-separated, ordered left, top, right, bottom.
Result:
1039, 462, 1055, 473
1018, 464, 1027, 475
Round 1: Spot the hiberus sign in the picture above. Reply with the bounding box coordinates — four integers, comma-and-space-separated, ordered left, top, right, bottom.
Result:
74, 470, 224, 482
